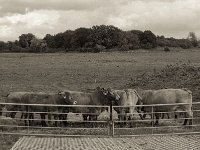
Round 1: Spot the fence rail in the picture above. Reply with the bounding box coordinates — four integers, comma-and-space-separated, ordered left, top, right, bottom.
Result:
0, 102, 200, 137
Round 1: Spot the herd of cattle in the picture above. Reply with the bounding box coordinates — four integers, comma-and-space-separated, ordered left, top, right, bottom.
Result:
0, 87, 193, 127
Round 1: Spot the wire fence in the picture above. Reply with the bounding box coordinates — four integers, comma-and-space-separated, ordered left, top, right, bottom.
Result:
0, 102, 200, 137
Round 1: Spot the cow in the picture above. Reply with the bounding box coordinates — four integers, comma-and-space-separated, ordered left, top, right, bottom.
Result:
140, 88, 193, 126
5, 92, 67, 126
61, 87, 116, 126
106, 88, 143, 127
6, 92, 35, 120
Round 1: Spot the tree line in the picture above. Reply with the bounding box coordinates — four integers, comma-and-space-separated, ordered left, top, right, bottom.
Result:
0, 25, 199, 53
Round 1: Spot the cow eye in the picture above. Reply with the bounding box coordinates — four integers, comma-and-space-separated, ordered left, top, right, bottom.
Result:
73, 101, 77, 105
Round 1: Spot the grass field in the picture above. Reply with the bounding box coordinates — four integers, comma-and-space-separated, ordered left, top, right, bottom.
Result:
1, 49, 200, 149
1, 49, 200, 97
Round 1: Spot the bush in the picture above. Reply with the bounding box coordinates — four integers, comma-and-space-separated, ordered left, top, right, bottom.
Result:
164, 47, 170, 52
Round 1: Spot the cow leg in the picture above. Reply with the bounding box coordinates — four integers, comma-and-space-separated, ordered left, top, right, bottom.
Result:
137, 109, 143, 120
82, 115, 88, 127
62, 114, 68, 127
161, 113, 165, 119
154, 113, 159, 126
183, 110, 193, 125
143, 113, 147, 119
59, 114, 63, 127
183, 119, 188, 125
129, 107, 135, 128
29, 113, 34, 126
40, 114, 46, 127
167, 113, 170, 119
119, 108, 126, 127
89, 113, 98, 128
53, 115, 57, 127
27, 113, 33, 126
48, 113, 53, 127
20, 112, 26, 125
125, 115, 129, 127
23, 112, 28, 126
175, 114, 178, 119
129, 115, 134, 128
20, 113, 24, 120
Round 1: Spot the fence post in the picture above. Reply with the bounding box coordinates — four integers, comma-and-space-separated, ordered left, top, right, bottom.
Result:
28, 104, 30, 135
151, 105, 154, 135
109, 101, 114, 137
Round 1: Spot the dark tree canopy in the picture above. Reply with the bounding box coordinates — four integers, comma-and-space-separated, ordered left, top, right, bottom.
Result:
19, 33, 35, 48
0, 24, 197, 53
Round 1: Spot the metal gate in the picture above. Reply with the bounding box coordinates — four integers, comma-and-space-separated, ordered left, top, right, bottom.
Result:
0, 102, 200, 137
111, 102, 200, 137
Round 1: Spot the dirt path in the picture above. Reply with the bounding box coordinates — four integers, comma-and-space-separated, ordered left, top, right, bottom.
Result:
10, 135, 200, 150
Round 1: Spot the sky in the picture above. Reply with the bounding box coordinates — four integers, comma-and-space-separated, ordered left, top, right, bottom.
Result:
0, 0, 199, 41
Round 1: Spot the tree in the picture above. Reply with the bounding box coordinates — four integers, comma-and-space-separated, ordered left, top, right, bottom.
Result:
19, 33, 35, 48
43, 34, 56, 48
54, 33, 65, 48
121, 31, 140, 50
0, 41, 6, 52
90, 25, 123, 49
140, 30, 157, 49
187, 32, 198, 47
63, 30, 74, 49
30, 37, 47, 52
71, 27, 92, 48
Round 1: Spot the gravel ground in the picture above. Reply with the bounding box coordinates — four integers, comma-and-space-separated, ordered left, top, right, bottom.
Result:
10, 135, 200, 150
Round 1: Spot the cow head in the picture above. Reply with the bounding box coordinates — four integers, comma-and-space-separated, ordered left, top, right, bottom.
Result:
59, 91, 75, 105
58, 91, 67, 100
96, 87, 108, 96
106, 88, 120, 104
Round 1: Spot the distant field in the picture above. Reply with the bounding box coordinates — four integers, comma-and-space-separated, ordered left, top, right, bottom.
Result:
1, 49, 200, 97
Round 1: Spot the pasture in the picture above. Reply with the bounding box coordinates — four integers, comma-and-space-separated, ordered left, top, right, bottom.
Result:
1, 48, 200, 149
1, 49, 200, 95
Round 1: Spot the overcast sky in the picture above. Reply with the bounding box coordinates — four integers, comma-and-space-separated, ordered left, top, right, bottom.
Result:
0, 0, 199, 41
